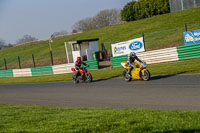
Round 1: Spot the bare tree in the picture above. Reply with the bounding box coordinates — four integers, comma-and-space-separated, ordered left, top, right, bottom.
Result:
73, 8, 122, 32
73, 17, 96, 32
16, 34, 38, 44
95, 9, 122, 28
7, 43, 13, 47
71, 29, 78, 34
52, 30, 68, 37
0, 38, 6, 50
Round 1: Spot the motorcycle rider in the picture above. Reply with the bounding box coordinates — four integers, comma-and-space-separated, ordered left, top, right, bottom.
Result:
75, 57, 89, 76
127, 52, 143, 75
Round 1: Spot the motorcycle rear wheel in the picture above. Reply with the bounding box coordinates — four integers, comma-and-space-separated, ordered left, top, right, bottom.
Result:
141, 70, 150, 81
86, 73, 92, 83
123, 70, 132, 82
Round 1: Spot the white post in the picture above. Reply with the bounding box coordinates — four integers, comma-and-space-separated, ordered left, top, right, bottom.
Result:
86, 49, 89, 61
64, 42, 70, 64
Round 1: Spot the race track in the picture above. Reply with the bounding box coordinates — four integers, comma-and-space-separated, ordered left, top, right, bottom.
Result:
0, 74, 200, 110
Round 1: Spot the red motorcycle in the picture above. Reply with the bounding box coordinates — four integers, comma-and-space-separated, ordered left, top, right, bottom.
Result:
71, 67, 92, 84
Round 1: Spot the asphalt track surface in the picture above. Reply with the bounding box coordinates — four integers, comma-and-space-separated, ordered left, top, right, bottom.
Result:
0, 74, 200, 110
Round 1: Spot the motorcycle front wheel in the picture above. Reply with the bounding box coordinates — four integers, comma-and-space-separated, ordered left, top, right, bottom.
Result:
86, 73, 92, 83
123, 70, 132, 82
72, 74, 79, 84
141, 70, 150, 81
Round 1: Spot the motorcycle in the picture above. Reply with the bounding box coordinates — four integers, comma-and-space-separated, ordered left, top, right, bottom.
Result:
121, 61, 150, 82
71, 67, 92, 84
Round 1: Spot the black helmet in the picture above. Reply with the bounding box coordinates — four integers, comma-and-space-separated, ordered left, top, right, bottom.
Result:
130, 52, 136, 56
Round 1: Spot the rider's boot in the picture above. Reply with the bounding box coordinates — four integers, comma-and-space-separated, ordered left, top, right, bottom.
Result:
128, 67, 133, 76
75, 71, 79, 78
127, 69, 131, 75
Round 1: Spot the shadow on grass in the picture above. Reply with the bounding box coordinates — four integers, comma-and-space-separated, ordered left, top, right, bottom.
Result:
163, 129, 200, 133
93, 75, 121, 83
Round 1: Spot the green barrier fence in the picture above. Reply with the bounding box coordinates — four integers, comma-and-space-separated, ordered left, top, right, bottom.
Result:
177, 44, 200, 60
82, 60, 99, 71
110, 44, 200, 68
31, 66, 53, 76
110, 55, 128, 67
0, 70, 13, 77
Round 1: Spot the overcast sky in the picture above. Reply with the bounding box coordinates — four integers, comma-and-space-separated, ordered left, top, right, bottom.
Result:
0, 0, 131, 44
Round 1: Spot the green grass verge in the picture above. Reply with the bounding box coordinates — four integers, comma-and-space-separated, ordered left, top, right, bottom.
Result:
0, 104, 200, 133
1, 7, 200, 68
0, 58, 200, 84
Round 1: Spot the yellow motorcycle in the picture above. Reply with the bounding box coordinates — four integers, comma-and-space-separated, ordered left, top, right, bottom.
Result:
121, 61, 150, 81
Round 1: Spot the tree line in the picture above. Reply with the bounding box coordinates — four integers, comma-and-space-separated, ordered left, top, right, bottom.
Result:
0, 35, 38, 49
121, 0, 170, 21
73, 9, 122, 32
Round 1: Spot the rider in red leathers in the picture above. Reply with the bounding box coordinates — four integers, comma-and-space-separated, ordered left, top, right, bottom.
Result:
75, 57, 88, 76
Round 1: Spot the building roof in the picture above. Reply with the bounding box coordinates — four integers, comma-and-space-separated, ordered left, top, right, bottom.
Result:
67, 38, 99, 45
77, 38, 99, 44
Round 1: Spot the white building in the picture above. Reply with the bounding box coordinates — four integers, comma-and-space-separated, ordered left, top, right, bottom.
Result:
65, 38, 99, 63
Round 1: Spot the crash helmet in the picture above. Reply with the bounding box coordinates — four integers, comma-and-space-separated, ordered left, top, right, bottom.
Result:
130, 52, 136, 57
77, 57, 81, 62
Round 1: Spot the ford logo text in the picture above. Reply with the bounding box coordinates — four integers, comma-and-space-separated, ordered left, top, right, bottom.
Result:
129, 41, 143, 51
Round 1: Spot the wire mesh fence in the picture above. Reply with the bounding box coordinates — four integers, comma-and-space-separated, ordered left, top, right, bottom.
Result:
0, 50, 67, 70
170, 0, 200, 12
100, 23, 200, 56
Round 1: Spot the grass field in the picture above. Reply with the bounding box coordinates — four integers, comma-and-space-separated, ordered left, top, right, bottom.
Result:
0, 58, 199, 84
0, 104, 200, 133
1, 7, 200, 69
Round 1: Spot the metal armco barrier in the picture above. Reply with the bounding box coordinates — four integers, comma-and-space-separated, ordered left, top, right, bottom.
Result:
0, 70, 13, 77
13, 68, 32, 77
31, 66, 54, 76
137, 47, 179, 64
111, 47, 179, 67
52, 64, 74, 75
81, 60, 99, 71
0, 60, 99, 78
177, 44, 200, 60
0, 43, 199, 78
110, 44, 200, 67
110, 55, 128, 67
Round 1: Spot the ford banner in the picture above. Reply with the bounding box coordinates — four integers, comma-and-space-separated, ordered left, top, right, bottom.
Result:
184, 29, 200, 45
111, 37, 145, 57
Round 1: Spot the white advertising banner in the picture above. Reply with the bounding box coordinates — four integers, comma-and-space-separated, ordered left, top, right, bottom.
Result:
111, 37, 145, 57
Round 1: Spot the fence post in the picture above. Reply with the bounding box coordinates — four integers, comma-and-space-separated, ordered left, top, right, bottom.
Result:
142, 33, 146, 52
18, 56, 21, 69
49, 38, 54, 66
50, 51, 54, 65
185, 24, 187, 32
32, 54, 36, 68
181, 0, 184, 10
4, 58, 7, 70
